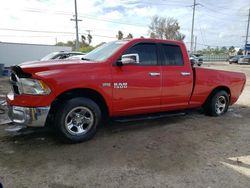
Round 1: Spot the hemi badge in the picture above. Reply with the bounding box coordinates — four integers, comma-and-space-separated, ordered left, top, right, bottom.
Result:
102, 83, 111, 87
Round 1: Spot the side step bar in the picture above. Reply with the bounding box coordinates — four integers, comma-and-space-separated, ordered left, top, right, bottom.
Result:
113, 112, 187, 123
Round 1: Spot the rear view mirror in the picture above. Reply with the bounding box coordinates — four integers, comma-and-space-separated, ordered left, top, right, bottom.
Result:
117, 54, 139, 66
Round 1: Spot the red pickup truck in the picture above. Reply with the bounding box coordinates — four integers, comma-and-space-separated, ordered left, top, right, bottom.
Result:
7, 38, 246, 142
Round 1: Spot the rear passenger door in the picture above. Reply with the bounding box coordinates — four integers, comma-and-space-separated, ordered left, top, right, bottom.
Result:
160, 44, 193, 110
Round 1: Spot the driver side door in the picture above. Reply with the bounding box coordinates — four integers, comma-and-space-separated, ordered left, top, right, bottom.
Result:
111, 43, 162, 116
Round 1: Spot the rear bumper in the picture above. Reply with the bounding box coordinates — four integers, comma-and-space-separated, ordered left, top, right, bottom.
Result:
8, 105, 50, 127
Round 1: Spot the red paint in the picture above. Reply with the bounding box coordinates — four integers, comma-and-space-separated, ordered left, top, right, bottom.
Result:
7, 38, 246, 117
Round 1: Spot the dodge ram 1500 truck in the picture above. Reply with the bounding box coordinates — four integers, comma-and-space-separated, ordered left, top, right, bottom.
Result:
7, 38, 246, 143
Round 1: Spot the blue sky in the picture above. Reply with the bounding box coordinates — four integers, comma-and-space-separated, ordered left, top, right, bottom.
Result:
0, 0, 249, 50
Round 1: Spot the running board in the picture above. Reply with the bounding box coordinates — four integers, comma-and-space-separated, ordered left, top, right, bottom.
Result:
113, 112, 186, 123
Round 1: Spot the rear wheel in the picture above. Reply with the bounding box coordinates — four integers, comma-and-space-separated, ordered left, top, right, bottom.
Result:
204, 90, 229, 116
55, 97, 102, 143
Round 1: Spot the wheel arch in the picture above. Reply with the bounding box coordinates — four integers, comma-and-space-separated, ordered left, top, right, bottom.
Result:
203, 86, 231, 106
49, 88, 110, 121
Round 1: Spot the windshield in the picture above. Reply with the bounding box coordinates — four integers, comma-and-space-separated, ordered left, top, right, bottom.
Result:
83, 40, 128, 61
40, 52, 59, 61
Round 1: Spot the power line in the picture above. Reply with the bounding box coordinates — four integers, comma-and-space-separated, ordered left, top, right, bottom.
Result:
1, 4, 247, 47
21, 7, 196, 30
0, 28, 116, 39
200, 1, 248, 12
0, 34, 72, 38
201, 5, 241, 17
22, 6, 243, 32
18, 5, 247, 34
0, 28, 75, 34
125, 1, 191, 7
185, 42, 243, 48
22, 8, 150, 28
196, 12, 207, 46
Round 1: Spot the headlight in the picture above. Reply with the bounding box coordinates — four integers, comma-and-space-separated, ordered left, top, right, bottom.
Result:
19, 78, 51, 95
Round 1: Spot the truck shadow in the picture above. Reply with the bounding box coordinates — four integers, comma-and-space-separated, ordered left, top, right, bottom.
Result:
1, 104, 250, 179
2, 103, 249, 145
1, 111, 189, 145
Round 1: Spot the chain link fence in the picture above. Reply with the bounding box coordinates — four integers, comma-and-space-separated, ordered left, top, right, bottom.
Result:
202, 55, 228, 62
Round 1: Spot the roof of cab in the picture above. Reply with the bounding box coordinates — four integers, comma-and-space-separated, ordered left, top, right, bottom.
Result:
120, 38, 184, 45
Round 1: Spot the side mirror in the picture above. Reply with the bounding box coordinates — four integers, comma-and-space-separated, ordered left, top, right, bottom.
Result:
117, 54, 139, 66
190, 58, 196, 66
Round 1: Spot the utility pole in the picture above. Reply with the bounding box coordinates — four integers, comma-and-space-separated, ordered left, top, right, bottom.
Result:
70, 0, 82, 51
86, 30, 92, 35
245, 8, 250, 55
194, 36, 197, 53
86, 30, 92, 45
190, 0, 196, 53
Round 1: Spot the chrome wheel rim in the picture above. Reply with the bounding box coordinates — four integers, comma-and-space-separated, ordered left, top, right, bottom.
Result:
215, 96, 226, 115
65, 106, 94, 135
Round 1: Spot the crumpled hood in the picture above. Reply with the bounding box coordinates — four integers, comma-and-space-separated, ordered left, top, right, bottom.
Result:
17, 59, 99, 77
19, 59, 94, 69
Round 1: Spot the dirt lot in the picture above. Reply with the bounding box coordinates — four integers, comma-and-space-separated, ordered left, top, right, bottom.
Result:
0, 62, 250, 188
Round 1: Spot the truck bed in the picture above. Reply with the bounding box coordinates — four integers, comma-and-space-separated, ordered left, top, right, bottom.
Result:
189, 67, 246, 107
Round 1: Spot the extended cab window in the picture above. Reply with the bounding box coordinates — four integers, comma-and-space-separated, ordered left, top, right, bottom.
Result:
123, 43, 157, 65
162, 44, 184, 66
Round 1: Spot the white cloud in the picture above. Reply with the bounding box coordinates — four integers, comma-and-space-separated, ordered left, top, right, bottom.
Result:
0, 0, 249, 49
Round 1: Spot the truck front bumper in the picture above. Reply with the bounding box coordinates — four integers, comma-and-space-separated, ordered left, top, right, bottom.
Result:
8, 105, 50, 127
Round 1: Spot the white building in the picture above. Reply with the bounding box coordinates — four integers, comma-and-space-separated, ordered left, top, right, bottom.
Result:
0, 42, 72, 67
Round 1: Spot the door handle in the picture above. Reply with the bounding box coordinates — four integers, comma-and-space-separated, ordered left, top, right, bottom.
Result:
149, 72, 160, 76
181, 72, 191, 76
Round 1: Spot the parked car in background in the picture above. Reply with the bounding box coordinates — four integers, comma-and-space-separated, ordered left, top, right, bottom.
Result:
189, 54, 203, 66
40, 51, 84, 61
229, 55, 244, 64
238, 55, 250, 64
67, 54, 86, 60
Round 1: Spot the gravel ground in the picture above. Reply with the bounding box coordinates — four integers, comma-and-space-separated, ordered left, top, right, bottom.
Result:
0, 62, 250, 188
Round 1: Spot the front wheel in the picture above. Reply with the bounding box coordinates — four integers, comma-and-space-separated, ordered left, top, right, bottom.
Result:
204, 90, 229, 116
55, 97, 102, 143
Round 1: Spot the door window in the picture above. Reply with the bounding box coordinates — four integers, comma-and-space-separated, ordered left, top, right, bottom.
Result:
161, 44, 184, 66
123, 43, 157, 65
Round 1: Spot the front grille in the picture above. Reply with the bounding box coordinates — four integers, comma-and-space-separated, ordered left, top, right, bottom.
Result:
10, 72, 20, 95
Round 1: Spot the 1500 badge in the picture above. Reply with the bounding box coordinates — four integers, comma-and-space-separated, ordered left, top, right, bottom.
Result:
114, 82, 128, 89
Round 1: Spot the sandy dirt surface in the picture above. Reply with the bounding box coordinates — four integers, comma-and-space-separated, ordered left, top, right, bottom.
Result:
0, 62, 250, 188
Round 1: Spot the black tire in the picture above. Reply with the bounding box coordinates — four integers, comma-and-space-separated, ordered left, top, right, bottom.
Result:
204, 90, 229, 116
55, 97, 102, 143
